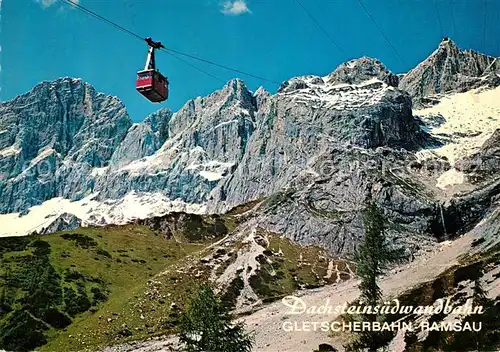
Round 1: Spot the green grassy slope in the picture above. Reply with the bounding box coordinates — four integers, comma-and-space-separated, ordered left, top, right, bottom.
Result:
0, 201, 354, 352
0, 224, 210, 352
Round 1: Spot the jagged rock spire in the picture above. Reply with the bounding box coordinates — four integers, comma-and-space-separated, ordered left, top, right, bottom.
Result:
399, 38, 500, 101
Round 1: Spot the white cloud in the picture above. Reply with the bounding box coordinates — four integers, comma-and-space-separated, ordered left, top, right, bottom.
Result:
36, 0, 79, 8
221, 0, 251, 16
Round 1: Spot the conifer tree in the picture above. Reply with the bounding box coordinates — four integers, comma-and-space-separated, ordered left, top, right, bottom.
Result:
179, 284, 254, 352
471, 273, 488, 350
472, 274, 488, 307
353, 202, 405, 352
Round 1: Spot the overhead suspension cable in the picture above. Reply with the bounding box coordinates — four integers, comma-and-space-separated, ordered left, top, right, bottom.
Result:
294, 0, 346, 56
450, 1, 457, 38
158, 47, 281, 84
59, 0, 280, 85
355, 0, 407, 67
59, 0, 222, 83
434, 0, 444, 38
61, 0, 143, 41
482, 0, 487, 48
163, 51, 225, 84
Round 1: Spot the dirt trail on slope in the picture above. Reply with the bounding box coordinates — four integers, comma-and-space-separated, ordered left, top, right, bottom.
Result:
245, 235, 473, 352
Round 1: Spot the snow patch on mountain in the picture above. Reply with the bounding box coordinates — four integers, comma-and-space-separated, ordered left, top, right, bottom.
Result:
279, 76, 391, 111
91, 166, 109, 177
186, 160, 234, 181
199, 171, 224, 181
436, 168, 466, 190
0, 191, 206, 237
415, 86, 500, 164
29, 147, 56, 167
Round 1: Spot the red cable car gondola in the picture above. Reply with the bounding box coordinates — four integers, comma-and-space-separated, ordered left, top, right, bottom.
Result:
136, 38, 169, 103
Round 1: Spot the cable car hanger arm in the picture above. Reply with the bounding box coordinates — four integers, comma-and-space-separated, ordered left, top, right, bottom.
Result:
144, 38, 164, 71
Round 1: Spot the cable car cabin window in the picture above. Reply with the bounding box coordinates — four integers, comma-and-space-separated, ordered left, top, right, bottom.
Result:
137, 72, 152, 79
136, 71, 154, 91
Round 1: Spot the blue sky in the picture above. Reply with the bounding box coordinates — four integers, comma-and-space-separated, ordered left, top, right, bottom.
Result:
1, 0, 499, 121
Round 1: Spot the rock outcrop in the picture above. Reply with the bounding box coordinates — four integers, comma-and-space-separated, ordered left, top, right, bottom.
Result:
455, 129, 500, 178
399, 38, 500, 104
109, 108, 172, 168
0, 77, 131, 213
325, 56, 400, 87
37, 212, 82, 235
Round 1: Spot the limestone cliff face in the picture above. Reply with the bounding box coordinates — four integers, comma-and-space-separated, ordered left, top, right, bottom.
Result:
0, 77, 131, 213
109, 108, 172, 168
91, 78, 255, 204
399, 38, 500, 104
208, 61, 425, 215
91, 58, 426, 215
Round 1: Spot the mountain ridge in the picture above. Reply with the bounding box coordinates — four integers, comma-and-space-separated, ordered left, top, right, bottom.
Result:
0, 38, 499, 257
1, 38, 500, 352
400, 37, 500, 104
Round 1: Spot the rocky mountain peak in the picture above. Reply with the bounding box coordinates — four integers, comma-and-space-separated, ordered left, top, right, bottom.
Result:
0, 77, 132, 213
438, 36, 458, 49
26, 77, 121, 107
253, 86, 271, 109
31, 76, 84, 92
223, 78, 248, 93
220, 78, 256, 109
430, 37, 465, 67
399, 37, 500, 102
167, 78, 257, 140
0, 76, 131, 159
253, 86, 267, 96
144, 108, 172, 136
325, 56, 399, 87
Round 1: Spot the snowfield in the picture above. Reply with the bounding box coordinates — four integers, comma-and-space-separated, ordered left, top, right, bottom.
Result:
0, 191, 206, 237
280, 76, 391, 111
416, 86, 500, 165
436, 168, 466, 190
414, 85, 500, 190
